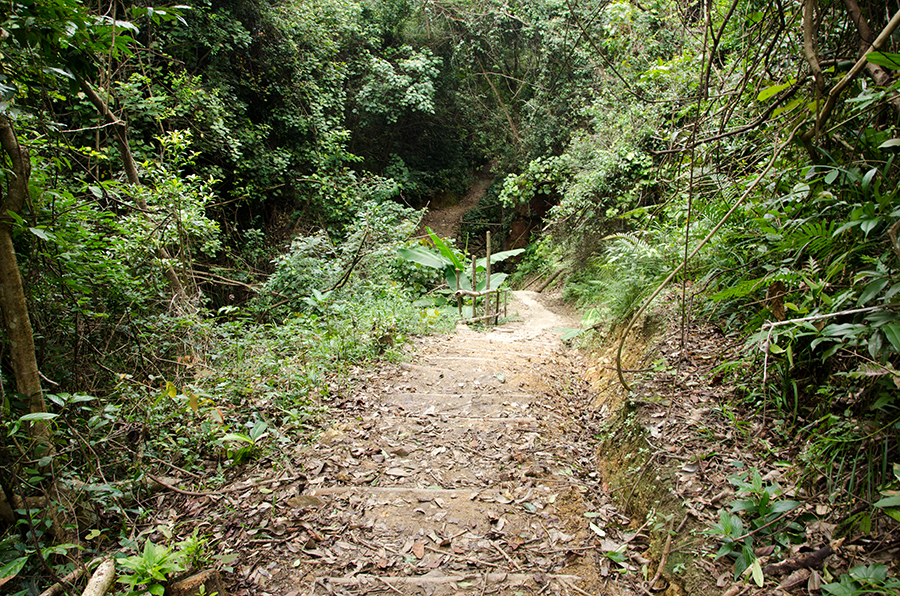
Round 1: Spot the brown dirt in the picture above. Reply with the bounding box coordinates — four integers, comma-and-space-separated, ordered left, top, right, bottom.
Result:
220, 292, 643, 596
418, 164, 493, 241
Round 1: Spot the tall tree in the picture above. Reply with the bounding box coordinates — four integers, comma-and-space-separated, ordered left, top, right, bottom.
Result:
0, 115, 49, 444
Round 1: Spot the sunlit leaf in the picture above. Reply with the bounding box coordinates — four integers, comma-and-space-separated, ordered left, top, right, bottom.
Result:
187, 391, 199, 413
866, 51, 900, 70
751, 558, 764, 587
18, 412, 59, 422
873, 494, 900, 508
0, 557, 29, 586
758, 80, 794, 101
397, 246, 452, 270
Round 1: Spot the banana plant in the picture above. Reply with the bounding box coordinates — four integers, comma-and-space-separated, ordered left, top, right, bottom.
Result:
397, 228, 524, 292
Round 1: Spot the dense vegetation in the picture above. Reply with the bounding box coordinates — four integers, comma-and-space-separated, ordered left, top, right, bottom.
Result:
1, 0, 899, 592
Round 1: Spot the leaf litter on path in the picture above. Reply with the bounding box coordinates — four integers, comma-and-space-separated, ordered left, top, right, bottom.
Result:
210, 291, 637, 596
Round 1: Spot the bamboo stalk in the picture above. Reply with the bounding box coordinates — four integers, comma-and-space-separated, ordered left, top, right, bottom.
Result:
460, 312, 507, 324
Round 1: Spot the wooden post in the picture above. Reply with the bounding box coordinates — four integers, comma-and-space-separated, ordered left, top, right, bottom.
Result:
485, 232, 492, 318
471, 255, 477, 318
456, 268, 462, 318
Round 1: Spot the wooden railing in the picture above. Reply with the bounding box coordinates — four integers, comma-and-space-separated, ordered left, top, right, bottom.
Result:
453, 232, 508, 325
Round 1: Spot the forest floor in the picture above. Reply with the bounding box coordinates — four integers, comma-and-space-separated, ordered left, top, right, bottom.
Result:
151, 290, 900, 596
228, 290, 638, 596
146, 178, 897, 596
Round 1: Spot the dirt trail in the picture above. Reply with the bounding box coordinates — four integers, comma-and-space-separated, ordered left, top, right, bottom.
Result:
418, 165, 493, 240
262, 292, 617, 596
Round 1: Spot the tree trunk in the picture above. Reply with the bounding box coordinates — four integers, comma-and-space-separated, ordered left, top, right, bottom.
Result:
840, 0, 900, 111
802, 6, 900, 142
0, 114, 50, 443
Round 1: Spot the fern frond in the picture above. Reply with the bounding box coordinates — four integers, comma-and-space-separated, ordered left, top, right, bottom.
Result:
711, 277, 768, 301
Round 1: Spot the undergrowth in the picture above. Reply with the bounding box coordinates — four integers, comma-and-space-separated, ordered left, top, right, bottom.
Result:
0, 202, 456, 594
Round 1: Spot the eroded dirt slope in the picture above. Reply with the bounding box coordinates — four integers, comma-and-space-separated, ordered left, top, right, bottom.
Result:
418, 165, 492, 240
243, 292, 629, 596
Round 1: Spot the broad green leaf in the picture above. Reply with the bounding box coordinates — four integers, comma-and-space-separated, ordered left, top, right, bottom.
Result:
5, 210, 24, 227
758, 80, 794, 101
857, 278, 889, 305
882, 323, 900, 351
222, 433, 253, 444
751, 558, 764, 587
249, 421, 268, 442
734, 550, 751, 580
425, 228, 464, 270
824, 169, 840, 184
560, 327, 583, 340
44, 66, 74, 80
18, 412, 59, 422
773, 97, 803, 117
866, 51, 900, 70
873, 493, 900, 508
0, 556, 29, 583
860, 216, 882, 236
476, 272, 508, 292
822, 582, 858, 596
770, 499, 800, 513
474, 248, 526, 270
879, 139, 900, 148
850, 564, 888, 583
719, 509, 732, 533
861, 167, 878, 195
445, 268, 471, 292
397, 246, 452, 270
29, 227, 50, 241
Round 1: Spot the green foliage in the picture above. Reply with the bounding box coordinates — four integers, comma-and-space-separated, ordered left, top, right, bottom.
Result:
397, 228, 524, 292
176, 529, 211, 571
873, 463, 900, 524
221, 420, 269, 465
563, 233, 670, 326
707, 468, 801, 584
258, 199, 421, 314
356, 46, 442, 124
117, 541, 185, 596
6, 0, 900, 591
498, 156, 570, 208
822, 565, 900, 596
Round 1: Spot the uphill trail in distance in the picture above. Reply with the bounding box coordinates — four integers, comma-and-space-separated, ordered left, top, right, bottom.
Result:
417, 163, 494, 240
